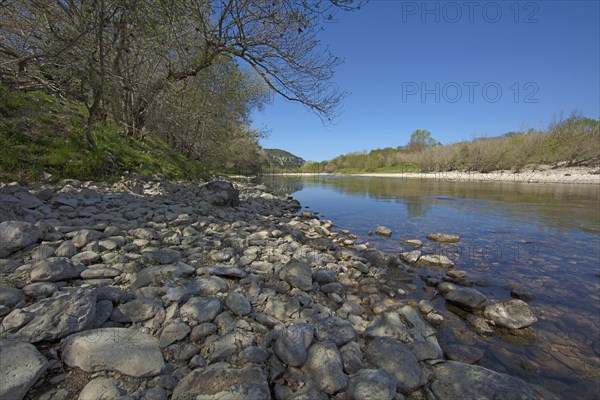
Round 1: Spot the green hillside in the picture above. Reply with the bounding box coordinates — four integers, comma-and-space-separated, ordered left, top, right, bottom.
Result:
0, 85, 209, 183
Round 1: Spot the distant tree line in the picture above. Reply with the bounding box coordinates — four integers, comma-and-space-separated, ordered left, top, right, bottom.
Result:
301, 113, 600, 173
0, 0, 360, 173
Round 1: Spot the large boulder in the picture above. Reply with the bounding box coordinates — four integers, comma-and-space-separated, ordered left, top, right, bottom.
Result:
29, 257, 85, 282
280, 259, 313, 291
431, 361, 542, 400
273, 324, 314, 367
303, 341, 348, 394
443, 287, 487, 311
0, 340, 48, 400
364, 336, 421, 395
0, 221, 42, 257
347, 369, 397, 400
0, 289, 96, 342
203, 181, 239, 207
484, 299, 538, 329
62, 328, 165, 378
172, 362, 269, 399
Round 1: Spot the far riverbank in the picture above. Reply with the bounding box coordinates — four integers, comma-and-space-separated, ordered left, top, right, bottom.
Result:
271, 165, 600, 185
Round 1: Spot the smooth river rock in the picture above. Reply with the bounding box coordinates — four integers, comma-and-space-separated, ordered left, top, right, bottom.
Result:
444, 287, 487, 311
365, 336, 421, 394
62, 328, 165, 377
274, 324, 314, 367
427, 233, 460, 243
0, 340, 48, 400
280, 259, 313, 291
29, 257, 84, 282
347, 369, 398, 400
304, 341, 348, 394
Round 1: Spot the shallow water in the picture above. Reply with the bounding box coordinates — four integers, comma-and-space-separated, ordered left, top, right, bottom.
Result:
260, 175, 600, 400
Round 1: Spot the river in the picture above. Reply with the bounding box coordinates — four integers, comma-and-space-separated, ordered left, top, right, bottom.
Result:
259, 175, 600, 400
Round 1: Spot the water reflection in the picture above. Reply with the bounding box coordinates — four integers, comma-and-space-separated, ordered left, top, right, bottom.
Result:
260, 175, 600, 400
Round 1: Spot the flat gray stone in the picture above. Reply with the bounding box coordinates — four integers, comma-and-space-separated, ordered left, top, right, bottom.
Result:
110, 297, 162, 323
427, 233, 460, 243
159, 320, 191, 348
0, 289, 96, 342
444, 287, 487, 311
340, 342, 364, 375
484, 299, 537, 329
80, 267, 121, 279
130, 263, 195, 289
172, 362, 269, 399
180, 297, 221, 323
55, 241, 77, 258
315, 315, 356, 346
71, 229, 102, 249
365, 336, 421, 395
274, 324, 314, 367
347, 369, 397, 400
72, 251, 101, 265
0, 221, 42, 257
0, 340, 48, 400
416, 254, 454, 267
29, 257, 84, 282
0, 286, 24, 308
304, 341, 348, 394
78, 377, 127, 400
225, 292, 252, 316
62, 328, 165, 378
431, 361, 538, 400
21, 282, 58, 298
280, 259, 312, 291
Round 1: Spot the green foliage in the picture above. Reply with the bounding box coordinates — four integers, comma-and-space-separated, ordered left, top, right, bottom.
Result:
0, 86, 209, 183
310, 114, 599, 174
408, 129, 438, 152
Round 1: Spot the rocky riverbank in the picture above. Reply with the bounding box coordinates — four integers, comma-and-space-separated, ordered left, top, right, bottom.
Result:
0, 175, 558, 399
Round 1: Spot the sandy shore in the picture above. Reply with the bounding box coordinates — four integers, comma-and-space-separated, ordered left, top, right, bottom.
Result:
274, 166, 600, 185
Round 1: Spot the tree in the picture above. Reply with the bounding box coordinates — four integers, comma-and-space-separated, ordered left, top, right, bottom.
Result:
0, 0, 362, 142
407, 129, 438, 152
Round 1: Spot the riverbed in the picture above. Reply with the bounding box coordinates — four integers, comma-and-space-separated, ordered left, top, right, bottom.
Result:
260, 175, 600, 400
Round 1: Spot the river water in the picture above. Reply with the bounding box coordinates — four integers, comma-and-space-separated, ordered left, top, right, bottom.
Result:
259, 175, 600, 399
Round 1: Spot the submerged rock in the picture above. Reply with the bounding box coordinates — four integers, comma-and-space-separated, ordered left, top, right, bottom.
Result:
417, 254, 454, 267
427, 233, 460, 243
375, 226, 392, 237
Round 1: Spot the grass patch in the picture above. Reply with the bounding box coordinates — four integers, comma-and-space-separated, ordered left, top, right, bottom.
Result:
0, 85, 210, 183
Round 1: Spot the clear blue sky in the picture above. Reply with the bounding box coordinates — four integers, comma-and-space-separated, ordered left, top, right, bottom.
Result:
252, 0, 600, 162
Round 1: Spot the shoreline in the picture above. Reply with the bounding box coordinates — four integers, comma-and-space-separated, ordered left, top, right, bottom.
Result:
269, 166, 600, 185
0, 177, 561, 399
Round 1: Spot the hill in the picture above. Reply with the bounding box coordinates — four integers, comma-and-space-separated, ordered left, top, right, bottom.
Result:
264, 148, 305, 170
